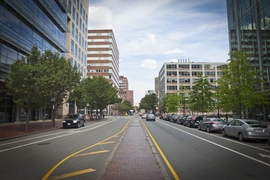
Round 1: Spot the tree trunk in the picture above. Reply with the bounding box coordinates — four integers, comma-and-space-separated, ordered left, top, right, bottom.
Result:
25, 107, 31, 131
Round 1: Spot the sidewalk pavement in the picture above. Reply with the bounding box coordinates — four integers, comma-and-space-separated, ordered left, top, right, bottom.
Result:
101, 118, 168, 180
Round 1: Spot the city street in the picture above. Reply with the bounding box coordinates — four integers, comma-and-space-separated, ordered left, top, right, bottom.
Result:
0, 115, 270, 180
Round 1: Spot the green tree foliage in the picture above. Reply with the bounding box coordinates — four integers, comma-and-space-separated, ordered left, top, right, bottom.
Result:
217, 50, 267, 118
160, 93, 169, 113
5, 46, 81, 130
139, 93, 158, 114
69, 76, 120, 117
167, 93, 180, 113
188, 73, 214, 114
114, 100, 133, 115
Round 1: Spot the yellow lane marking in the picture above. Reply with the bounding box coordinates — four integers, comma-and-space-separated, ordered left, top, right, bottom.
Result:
140, 119, 180, 180
98, 141, 115, 145
52, 168, 96, 179
42, 119, 131, 180
73, 150, 109, 157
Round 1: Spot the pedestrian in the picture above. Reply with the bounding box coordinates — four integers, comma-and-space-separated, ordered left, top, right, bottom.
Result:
98, 112, 101, 120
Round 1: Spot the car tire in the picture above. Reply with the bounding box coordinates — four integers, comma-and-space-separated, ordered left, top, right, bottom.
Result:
238, 133, 245, 141
260, 139, 267, 143
206, 126, 210, 133
198, 125, 201, 130
77, 123, 80, 128
82, 121, 85, 127
222, 129, 227, 137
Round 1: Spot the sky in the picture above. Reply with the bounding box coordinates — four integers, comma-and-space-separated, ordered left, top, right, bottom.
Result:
88, 0, 230, 106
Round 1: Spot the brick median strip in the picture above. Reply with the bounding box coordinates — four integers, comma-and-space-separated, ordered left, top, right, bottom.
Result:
101, 118, 166, 180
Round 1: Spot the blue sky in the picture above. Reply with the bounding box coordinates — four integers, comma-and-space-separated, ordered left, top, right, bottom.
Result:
88, 0, 230, 106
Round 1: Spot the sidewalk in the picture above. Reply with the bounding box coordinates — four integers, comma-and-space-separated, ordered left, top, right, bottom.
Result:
101, 118, 168, 180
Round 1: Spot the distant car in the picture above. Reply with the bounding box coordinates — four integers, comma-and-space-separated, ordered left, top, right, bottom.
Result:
184, 115, 203, 127
198, 117, 226, 132
141, 114, 147, 119
171, 115, 179, 123
221, 119, 269, 142
146, 113, 155, 121
63, 114, 85, 128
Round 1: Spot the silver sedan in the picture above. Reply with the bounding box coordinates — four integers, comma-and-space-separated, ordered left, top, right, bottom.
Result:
221, 119, 269, 142
198, 117, 226, 132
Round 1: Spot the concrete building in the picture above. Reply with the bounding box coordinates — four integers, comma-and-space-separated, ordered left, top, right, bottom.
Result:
226, 0, 270, 119
119, 76, 134, 106
87, 29, 119, 89
157, 61, 227, 113
0, 0, 89, 123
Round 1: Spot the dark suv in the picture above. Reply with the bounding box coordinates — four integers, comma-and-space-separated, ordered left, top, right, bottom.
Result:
184, 115, 203, 128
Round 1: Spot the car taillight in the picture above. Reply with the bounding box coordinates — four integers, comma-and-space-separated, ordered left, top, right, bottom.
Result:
210, 122, 216, 124
246, 127, 251, 132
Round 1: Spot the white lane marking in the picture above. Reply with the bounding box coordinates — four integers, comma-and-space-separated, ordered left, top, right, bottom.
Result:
259, 153, 270, 159
0, 120, 117, 153
158, 120, 270, 167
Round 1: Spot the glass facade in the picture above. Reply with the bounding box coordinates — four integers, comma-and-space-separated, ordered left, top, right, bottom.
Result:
226, 0, 270, 120
0, 0, 89, 122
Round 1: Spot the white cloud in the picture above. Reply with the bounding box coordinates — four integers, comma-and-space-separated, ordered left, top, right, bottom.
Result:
88, 0, 230, 104
140, 59, 157, 69
164, 49, 186, 55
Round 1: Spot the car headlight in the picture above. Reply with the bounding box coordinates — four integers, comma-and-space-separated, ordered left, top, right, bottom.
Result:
73, 120, 78, 123
63, 120, 66, 123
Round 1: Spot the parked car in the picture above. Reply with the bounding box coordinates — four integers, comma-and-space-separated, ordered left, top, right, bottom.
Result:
146, 113, 155, 121
268, 123, 270, 146
164, 114, 171, 121
171, 115, 179, 123
63, 114, 85, 128
178, 115, 187, 125
221, 119, 269, 142
198, 117, 226, 132
184, 115, 203, 127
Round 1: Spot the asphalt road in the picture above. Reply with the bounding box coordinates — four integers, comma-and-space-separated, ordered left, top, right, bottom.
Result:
142, 118, 270, 180
1, 115, 270, 180
0, 116, 131, 180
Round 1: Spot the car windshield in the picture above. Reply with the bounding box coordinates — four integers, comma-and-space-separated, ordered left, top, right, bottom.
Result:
148, 114, 154, 117
212, 118, 225, 122
67, 115, 78, 119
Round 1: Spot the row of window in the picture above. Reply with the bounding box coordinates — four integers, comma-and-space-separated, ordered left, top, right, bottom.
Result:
167, 78, 217, 84
70, 40, 86, 64
166, 71, 223, 76
166, 64, 226, 69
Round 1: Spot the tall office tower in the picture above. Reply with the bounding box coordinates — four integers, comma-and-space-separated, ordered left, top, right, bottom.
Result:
226, 0, 270, 90
226, 0, 270, 118
0, 0, 89, 123
87, 29, 120, 89
119, 76, 134, 106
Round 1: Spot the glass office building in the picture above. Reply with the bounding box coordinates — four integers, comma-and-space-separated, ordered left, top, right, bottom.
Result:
226, 0, 270, 120
0, 0, 89, 123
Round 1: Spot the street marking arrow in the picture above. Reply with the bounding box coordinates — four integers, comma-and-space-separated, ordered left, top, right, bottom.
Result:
258, 153, 270, 159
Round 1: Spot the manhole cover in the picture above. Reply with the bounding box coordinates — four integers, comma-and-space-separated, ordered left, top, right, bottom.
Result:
37, 142, 51, 145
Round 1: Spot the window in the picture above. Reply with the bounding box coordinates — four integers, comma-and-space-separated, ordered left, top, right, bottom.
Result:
71, 40, 74, 53
191, 64, 202, 69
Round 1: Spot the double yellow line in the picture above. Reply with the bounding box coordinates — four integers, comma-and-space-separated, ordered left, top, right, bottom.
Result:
140, 119, 180, 180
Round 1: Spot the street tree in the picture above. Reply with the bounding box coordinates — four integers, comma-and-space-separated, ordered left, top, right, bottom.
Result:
166, 93, 180, 113
69, 76, 119, 117
139, 93, 158, 114
5, 46, 81, 130
217, 50, 267, 118
114, 100, 133, 115
188, 73, 215, 115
